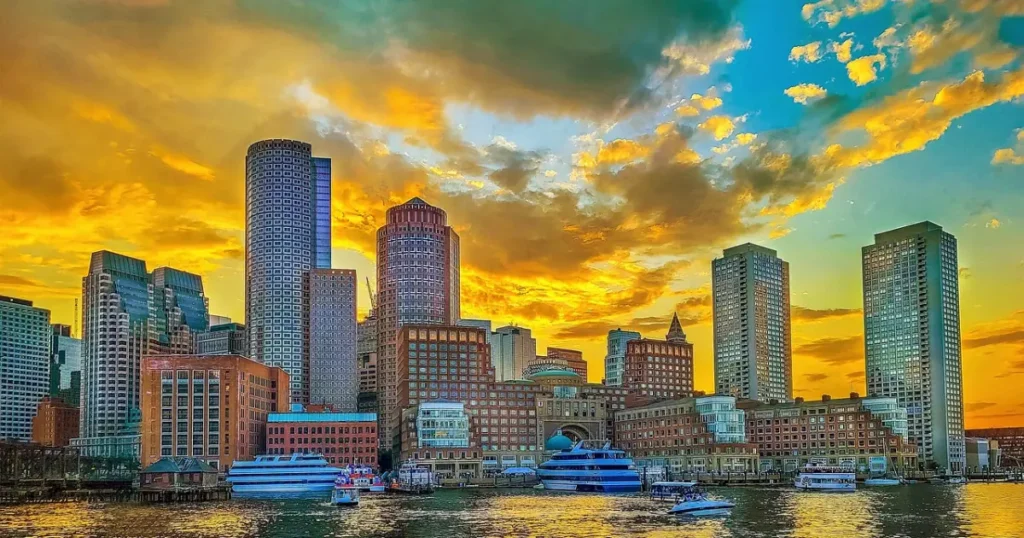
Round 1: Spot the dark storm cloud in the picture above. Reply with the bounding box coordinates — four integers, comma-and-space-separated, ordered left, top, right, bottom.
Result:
792, 306, 861, 321
795, 335, 863, 366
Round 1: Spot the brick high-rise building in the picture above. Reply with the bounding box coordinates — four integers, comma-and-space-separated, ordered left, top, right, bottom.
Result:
622, 314, 694, 401
31, 396, 79, 448
308, 269, 358, 412
267, 408, 377, 467
546, 347, 587, 381
357, 314, 378, 414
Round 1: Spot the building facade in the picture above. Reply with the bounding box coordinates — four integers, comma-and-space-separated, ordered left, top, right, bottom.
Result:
965, 427, 1023, 468
712, 243, 792, 403
140, 354, 289, 470
357, 314, 378, 413
194, 322, 247, 356
863, 221, 965, 472
308, 269, 358, 412
246, 139, 332, 405
376, 198, 460, 450
50, 324, 82, 407
614, 396, 758, 473
492, 325, 536, 382
739, 394, 919, 473
31, 396, 80, 447
605, 329, 640, 386
266, 408, 377, 467
0, 296, 51, 441
622, 315, 694, 401
546, 347, 587, 381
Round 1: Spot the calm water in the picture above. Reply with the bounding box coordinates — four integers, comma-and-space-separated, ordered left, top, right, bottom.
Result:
2, 484, 1023, 538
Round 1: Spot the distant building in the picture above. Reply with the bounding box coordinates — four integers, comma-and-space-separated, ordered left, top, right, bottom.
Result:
965, 438, 1000, 472
523, 355, 569, 378
308, 269, 358, 412
863, 221, 965, 472
0, 295, 51, 441
31, 396, 79, 448
546, 347, 587, 381
492, 325, 536, 382
139, 354, 289, 470
194, 323, 247, 356
622, 314, 694, 401
738, 394, 918, 473
457, 319, 495, 367
712, 243, 792, 403
49, 324, 81, 407
266, 406, 377, 467
208, 315, 233, 327
605, 329, 640, 386
965, 427, 1023, 468
357, 314, 378, 413
615, 396, 759, 473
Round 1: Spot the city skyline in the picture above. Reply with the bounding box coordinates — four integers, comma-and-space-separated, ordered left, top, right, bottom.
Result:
1, 0, 1022, 430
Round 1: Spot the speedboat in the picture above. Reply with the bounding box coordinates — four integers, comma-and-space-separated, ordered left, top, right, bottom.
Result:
668, 486, 734, 517
794, 464, 856, 492
650, 481, 699, 502
536, 441, 641, 493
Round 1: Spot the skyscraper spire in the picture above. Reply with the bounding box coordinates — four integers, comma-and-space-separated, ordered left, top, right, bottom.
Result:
666, 312, 687, 343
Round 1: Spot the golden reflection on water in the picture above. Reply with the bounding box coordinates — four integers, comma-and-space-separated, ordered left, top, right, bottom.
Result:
961, 484, 1024, 538
787, 490, 880, 538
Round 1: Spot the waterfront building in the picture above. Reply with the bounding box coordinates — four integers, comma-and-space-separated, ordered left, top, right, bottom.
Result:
308, 269, 358, 412
738, 394, 919, 473
525, 367, 583, 389
547, 347, 587, 380
965, 438, 1000, 472
49, 324, 81, 407
266, 406, 377, 467
621, 315, 694, 400
194, 322, 247, 356
31, 396, 79, 447
863, 221, 965, 472
965, 427, 1023, 468
536, 395, 609, 444
139, 354, 289, 470
0, 296, 51, 441
712, 243, 792, 403
357, 314, 378, 413
492, 325, 536, 382
605, 329, 640, 386
614, 396, 759, 473
246, 139, 332, 404
457, 319, 495, 356
523, 355, 569, 377
376, 198, 460, 450
79, 252, 209, 448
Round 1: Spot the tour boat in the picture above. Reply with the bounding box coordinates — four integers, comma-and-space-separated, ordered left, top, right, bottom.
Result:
794, 464, 856, 492
338, 465, 386, 492
650, 481, 699, 502
536, 441, 641, 493
389, 461, 435, 494
226, 453, 343, 493
331, 483, 360, 506
667, 485, 735, 517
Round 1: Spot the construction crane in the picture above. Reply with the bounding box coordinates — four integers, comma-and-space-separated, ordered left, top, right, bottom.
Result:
365, 276, 377, 314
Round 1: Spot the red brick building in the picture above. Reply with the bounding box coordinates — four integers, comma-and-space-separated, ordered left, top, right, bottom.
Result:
140, 354, 289, 470
622, 314, 694, 400
547, 347, 588, 381
31, 396, 79, 448
965, 427, 1024, 467
266, 409, 378, 467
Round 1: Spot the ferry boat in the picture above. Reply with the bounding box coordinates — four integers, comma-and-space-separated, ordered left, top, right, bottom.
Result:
794, 464, 856, 492
388, 461, 434, 494
650, 481, 699, 502
332, 476, 360, 507
668, 485, 735, 517
339, 465, 386, 492
536, 441, 641, 493
226, 453, 343, 493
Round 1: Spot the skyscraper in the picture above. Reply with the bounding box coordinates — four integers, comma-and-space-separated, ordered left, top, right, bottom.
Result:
79, 251, 208, 446
50, 324, 82, 406
376, 198, 460, 450
622, 314, 694, 400
712, 243, 792, 403
357, 313, 378, 413
308, 268, 358, 411
605, 329, 641, 386
245, 139, 332, 404
0, 295, 51, 441
492, 325, 537, 382
863, 221, 965, 472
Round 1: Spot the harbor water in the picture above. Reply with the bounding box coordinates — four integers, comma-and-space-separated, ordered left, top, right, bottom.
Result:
2, 483, 1023, 537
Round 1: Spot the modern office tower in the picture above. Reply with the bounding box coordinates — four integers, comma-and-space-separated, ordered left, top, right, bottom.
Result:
712, 243, 792, 403
863, 221, 965, 472
79, 251, 209, 452
50, 324, 82, 406
357, 314, 378, 413
195, 323, 247, 356
246, 139, 332, 404
376, 198, 460, 450
547, 347, 587, 381
0, 295, 51, 441
208, 314, 233, 326
623, 314, 694, 400
308, 269, 358, 412
492, 325, 537, 382
605, 329, 641, 386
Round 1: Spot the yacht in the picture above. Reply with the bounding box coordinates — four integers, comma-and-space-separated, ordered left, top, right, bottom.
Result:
668, 485, 735, 517
536, 441, 641, 493
794, 464, 856, 492
226, 453, 343, 493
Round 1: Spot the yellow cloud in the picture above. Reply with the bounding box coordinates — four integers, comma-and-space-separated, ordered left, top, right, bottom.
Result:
769, 227, 793, 239
543, 169, 558, 177
690, 93, 723, 110
803, 0, 887, 27
846, 54, 887, 85
986, 218, 1001, 228
153, 151, 215, 181
71, 99, 136, 132
675, 104, 701, 117
761, 182, 841, 218
790, 41, 823, 63
698, 115, 736, 140
597, 139, 651, 165
675, 148, 702, 164
784, 83, 828, 104
992, 148, 1024, 165
830, 39, 854, 63
736, 133, 757, 145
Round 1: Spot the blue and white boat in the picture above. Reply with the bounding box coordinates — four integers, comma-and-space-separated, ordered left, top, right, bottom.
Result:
226, 453, 343, 493
536, 440, 641, 493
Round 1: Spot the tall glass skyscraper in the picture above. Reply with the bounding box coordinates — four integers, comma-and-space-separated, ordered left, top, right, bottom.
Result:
604, 328, 641, 386
863, 221, 964, 472
308, 268, 358, 411
492, 325, 537, 382
712, 243, 792, 403
376, 197, 460, 450
50, 324, 82, 406
245, 139, 332, 404
0, 295, 51, 441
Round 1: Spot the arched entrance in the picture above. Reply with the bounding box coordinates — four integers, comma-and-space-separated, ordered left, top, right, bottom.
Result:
557, 424, 591, 443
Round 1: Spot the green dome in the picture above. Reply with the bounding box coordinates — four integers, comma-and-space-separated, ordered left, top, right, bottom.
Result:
528, 368, 580, 379
545, 430, 574, 451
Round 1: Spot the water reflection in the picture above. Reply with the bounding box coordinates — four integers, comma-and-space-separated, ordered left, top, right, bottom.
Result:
1, 484, 1022, 537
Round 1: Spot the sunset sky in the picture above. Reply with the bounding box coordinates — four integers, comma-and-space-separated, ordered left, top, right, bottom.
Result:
1, 0, 1022, 428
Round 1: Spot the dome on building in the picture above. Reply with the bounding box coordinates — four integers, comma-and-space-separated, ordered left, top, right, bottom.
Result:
528, 368, 580, 379
545, 429, 574, 451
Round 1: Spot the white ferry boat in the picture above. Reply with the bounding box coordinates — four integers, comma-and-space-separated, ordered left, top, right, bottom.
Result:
226, 453, 343, 493
668, 485, 735, 517
794, 464, 856, 492
536, 441, 641, 493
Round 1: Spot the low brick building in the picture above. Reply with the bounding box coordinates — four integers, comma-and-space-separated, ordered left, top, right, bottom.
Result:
31, 396, 79, 448
266, 408, 378, 467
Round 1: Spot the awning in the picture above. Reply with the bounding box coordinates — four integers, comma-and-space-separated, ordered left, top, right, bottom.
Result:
501, 467, 536, 475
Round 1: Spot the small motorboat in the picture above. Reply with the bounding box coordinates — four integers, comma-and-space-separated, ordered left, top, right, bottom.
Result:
533, 483, 545, 490
668, 486, 734, 517
864, 475, 903, 486
332, 486, 360, 506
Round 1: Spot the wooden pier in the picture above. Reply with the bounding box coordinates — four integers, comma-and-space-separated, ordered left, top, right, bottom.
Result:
139, 485, 232, 503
